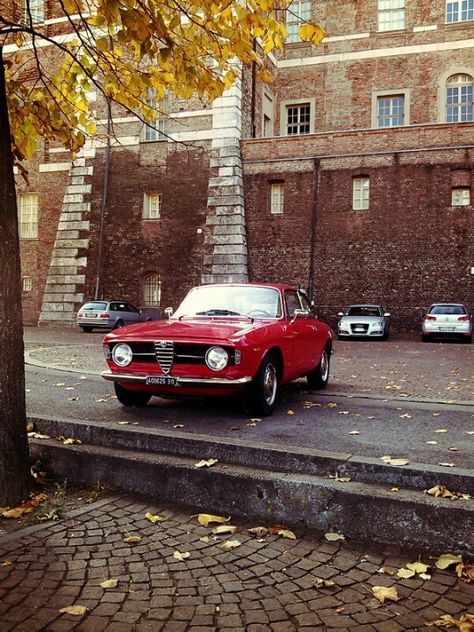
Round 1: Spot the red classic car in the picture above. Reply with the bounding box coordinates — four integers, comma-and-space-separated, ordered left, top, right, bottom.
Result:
102, 283, 334, 415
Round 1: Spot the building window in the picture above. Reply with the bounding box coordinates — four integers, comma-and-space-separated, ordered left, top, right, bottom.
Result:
143, 88, 167, 141
446, 74, 474, 122
143, 192, 161, 219
262, 92, 274, 137
377, 94, 405, 127
270, 183, 284, 214
451, 187, 471, 205
378, 0, 405, 31
22, 276, 33, 292
18, 194, 39, 238
286, 103, 311, 135
446, 0, 474, 23
353, 177, 370, 210
144, 273, 161, 306
23, 0, 45, 24
286, 0, 312, 43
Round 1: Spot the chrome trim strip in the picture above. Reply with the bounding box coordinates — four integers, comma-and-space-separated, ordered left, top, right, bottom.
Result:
101, 371, 252, 386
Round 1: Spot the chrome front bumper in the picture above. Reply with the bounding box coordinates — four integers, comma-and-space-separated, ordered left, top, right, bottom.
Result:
101, 371, 252, 386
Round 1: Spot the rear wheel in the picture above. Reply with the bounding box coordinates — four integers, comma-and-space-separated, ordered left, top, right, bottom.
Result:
248, 353, 279, 416
422, 334, 430, 343
80, 326, 93, 333
307, 347, 330, 389
114, 383, 151, 407
465, 335, 472, 344
113, 319, 124, 330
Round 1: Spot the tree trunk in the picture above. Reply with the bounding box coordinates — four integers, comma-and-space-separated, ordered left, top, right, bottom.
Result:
0, 47, 31, 506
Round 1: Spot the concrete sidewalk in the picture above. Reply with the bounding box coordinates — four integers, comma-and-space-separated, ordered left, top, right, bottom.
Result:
1, 492, 473, 631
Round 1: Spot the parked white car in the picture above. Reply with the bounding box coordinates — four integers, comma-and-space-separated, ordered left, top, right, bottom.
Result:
422, 303, 472, 344
337, 304, 391, 340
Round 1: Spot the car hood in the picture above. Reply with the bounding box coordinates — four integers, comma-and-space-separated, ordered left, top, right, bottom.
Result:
104, 317, 270, 343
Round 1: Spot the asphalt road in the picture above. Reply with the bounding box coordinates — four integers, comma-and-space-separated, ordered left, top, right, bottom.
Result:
24, 328, 474, 471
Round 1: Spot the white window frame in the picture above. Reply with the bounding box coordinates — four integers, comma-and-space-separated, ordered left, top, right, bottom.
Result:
18, 193, 39, 239
280, 98, 315, 136
446, 0, 474, 23
23, 0, 45, 24
262, 91, 274, 138
270, 183, 284, 215
451, 187, 471, 205
376, 94, 405, 127
378, 0, 405, 31
22, 276, 33, 292
142, 88, 167, 142
446, 74, 474, 122
286, 0, 312, 43
353, 177, 370, 211
143, 273, 161, 306
371, 89, 410, 128
143, 192, 161, 219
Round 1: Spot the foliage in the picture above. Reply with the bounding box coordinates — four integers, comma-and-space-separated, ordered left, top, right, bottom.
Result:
2, 0, 325, 161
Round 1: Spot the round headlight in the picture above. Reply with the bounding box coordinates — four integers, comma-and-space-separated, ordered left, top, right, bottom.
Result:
112, 343, 133, 367
205, 346, 228, 371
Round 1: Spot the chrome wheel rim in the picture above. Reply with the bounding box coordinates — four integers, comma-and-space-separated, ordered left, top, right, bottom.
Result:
320, 351, 329, 382
263, 362, 277, 405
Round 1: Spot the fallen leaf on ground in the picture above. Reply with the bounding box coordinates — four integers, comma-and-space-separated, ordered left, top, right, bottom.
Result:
406, 561, 430, 574
61, 437, 81, 445
438, 462, 456, 468
212, 525, 238, 535
27, 432, 50, 440
399, 413, 412, 419
381, 456, 410, 466
145, 512, 166, 523
371, 585, 399, 603
456, 560, 474, 583
435, 429, 448, 434
377, 566, 395, 575
248, 527, 269, 537
59, 605, 88, 616
173, 551, 190, 561
465, 431, 474, 435
1, 560, 13, 566
123, 535, 142, 544
220, 539, 242, 550
348, 430, 360, 435
425, 440, 438, 445
425, 485, 470, 501
173, 424, 184, 429
448, 446, 459, 452
269, 526, 296, 539
324, 532, 345, 542
313, 577, 336, 587
100, 578, 118, 589
286, 410, 294, 415
397, 567, 416, 578
327, 402, 338, 408
426, 613, 474, 629
194, 458, 218, 468
435, 553, 463, 569
197, 513, 230, 527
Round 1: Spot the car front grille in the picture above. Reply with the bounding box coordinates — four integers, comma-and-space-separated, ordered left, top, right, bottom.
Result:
350, 323, 369, 334
108, 342, 235, 366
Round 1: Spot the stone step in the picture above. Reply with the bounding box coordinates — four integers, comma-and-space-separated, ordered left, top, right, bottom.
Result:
28, 417, 474, 556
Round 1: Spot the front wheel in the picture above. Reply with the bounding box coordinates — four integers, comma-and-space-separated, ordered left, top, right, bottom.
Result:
114, 383, 151, 407
80, 326, 93, 333
247, 353, 279, 416
307, 347, 330, 389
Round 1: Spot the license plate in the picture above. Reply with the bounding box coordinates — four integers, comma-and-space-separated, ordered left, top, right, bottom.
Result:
439, 327, 455, 332
146, 376, 177, 386
354, 327, 365, 332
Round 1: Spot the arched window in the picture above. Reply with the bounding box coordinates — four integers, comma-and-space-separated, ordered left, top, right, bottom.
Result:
143, 273, 161, 306
446, 74, 474, 122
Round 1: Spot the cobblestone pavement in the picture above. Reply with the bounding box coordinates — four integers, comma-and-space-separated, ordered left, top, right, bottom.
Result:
0, 494, 473, 631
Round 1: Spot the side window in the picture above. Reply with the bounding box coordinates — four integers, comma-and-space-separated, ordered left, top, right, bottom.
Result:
299, 293, 313, 313
109, 303, 119, 311
284, 290, 302, 318
127, 304, 140, 313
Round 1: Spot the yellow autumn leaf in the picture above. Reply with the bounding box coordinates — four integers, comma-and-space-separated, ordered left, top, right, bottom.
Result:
197, 513, 230, 527
173, 551, 190, 561
212, 525, 238, 535
1, 560, 13, 566
248, 526, 269, 537
371, 585, 399, 603
435, 553, 463, 569
298, 22, 326, 46
397, 568, 416, 578
407, 562, 430, 574
100, 578, 118, 589
220, 540, 242, 550
145, 512, 165, 523
194, 458, 218, 468
324, 532, 345, 542
62, 437, 81, 445
59, 605, 88, 616
123, 535, 142, 544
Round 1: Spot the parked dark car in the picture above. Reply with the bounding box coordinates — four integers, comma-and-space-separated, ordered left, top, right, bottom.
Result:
102, 283, 334, 415
77, 300, 154, 332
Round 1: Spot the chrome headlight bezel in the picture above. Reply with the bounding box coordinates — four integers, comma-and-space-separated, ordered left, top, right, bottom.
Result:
205, 346, 229, 371
112, 343, 133, 367
103, 344, 111, 360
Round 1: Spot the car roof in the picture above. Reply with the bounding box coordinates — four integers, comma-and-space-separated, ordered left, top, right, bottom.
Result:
345, 304, 383, 308
429, 303, 465, 307
196, 283, 299, 292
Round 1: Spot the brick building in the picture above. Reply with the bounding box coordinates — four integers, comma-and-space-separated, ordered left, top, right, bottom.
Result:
12, 0, 474, 332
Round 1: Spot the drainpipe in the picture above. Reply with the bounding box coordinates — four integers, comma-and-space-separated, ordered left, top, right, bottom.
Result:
308, 158, 320, 302
94, 100, 112, 300
251, 38, 257, 138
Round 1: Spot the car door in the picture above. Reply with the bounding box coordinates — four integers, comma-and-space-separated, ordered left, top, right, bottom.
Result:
298, 292, 326, 373
283, 290, 309, 378
126, 303, 143, 325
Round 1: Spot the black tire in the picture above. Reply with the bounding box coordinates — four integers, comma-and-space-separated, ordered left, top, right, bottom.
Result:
81, 326, 93, 333
422, 334, 430, 343
248, 353, 279, 416
307, 347, 330, 389
114, 383, 151, 407
113, 319, 124, 330
465, 335, 472, 344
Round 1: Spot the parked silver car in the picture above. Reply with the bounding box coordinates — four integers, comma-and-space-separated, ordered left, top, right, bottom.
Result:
337, 304, 391, 340
422, 303, 472, 344
77, 300, 153, 332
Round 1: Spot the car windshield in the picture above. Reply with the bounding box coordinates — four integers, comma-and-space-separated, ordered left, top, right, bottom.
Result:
346, 306, 381, 317
173, 286, 282, 319
429, 305, 466, 315
82, 302, 108, 311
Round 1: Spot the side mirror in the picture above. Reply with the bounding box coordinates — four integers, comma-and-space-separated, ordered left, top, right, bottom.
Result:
384, 312, 391, 317
164, 307, 174, 319
337, 312, 344, 317
291, 308, 309, 321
